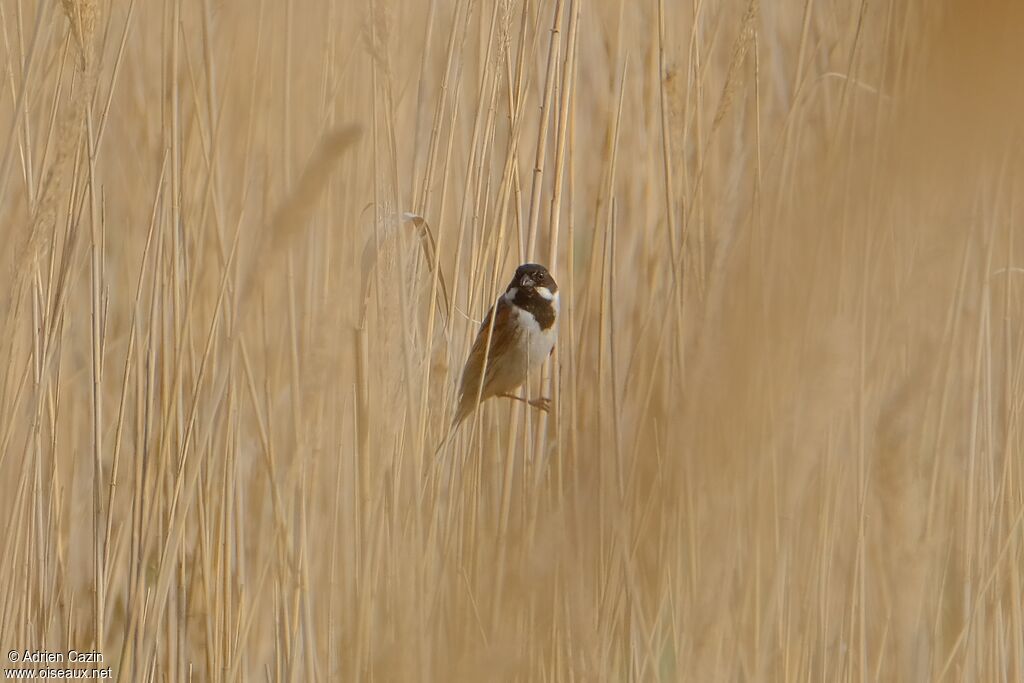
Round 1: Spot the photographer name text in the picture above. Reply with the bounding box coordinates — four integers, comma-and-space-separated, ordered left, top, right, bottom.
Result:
9, 651, 103, 664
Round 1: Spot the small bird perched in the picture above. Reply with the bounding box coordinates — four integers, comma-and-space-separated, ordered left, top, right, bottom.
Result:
451, 263, 559, 427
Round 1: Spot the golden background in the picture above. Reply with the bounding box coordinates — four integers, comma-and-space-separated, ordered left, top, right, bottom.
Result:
1, 0, 1022, 680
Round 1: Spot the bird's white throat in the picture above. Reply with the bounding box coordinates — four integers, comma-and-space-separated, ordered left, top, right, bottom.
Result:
535, 286, 555, 301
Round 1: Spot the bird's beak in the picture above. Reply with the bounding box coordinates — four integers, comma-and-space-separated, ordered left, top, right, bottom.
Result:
521, 276, 535, 288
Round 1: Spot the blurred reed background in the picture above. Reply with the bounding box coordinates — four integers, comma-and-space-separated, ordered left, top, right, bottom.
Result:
1, 0, 1023, 680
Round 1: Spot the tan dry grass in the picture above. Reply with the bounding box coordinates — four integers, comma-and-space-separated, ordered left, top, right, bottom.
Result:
0, 0, 1022, 681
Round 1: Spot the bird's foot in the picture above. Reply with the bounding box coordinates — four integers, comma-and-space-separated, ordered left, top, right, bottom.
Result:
528, 396, 551, 413
500, 393, 551, 414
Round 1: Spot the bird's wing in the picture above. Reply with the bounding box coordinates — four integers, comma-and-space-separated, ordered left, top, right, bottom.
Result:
454, 297, 519, 423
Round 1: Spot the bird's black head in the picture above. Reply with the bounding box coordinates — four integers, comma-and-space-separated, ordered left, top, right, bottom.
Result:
508, 263, 558, 297
505, 263, 558, 329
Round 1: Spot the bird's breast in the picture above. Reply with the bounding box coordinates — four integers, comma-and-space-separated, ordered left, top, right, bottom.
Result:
511, 304, 557, 368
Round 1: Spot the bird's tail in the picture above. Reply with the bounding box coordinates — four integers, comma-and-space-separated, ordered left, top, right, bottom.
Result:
432, 428, 454, 458
433, 401, 469, 457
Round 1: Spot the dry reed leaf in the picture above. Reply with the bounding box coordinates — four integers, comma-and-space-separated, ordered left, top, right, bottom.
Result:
8, 0, 101, 320
239, 124, 362, 315
59, 0, 99, 67
711, 0, 758, 135
402, 212, 451, 328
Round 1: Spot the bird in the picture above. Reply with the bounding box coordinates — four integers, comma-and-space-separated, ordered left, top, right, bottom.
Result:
451, 263, 559, 428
